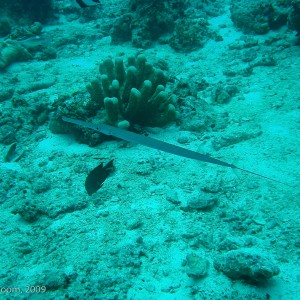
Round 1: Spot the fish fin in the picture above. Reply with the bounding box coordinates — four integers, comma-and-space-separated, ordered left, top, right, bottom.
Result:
231, 165, 242, 180
234, 166, 296, 189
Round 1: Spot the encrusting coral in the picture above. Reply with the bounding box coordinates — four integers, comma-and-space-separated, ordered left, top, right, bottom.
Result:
86, 54, 177, 128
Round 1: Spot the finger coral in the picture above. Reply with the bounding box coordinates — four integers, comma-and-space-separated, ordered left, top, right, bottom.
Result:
87, 55, 177, 128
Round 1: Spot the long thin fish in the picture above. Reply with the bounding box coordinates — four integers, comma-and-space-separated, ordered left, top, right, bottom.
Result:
62, 116, 292, 187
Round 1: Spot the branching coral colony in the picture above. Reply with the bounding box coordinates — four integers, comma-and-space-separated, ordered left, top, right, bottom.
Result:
86, 54, 178, 128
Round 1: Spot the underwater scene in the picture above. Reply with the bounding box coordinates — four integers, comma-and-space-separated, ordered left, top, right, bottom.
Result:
0, 0, 300, 299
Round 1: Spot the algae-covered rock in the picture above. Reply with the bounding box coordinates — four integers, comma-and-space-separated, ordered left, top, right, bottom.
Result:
0, 17, 12, 37
170, 17, 211, 51
110, 14, 133, 45
0, 124, 18, 144
214, 248, 280, 283
181, 190, 217, 211
0, 40, 31, 70
0, 87, 14, 102
8, 22, 43, 40
288, 1, 300, 36
1, 1, 53, 24
185, 253, 209, 279
212, 124, 262, 150
36, 269, 68, 291
112, 0, 188, 48
230, 0, 289, 34
12, 199, 42, 223
211, 83, 239, 104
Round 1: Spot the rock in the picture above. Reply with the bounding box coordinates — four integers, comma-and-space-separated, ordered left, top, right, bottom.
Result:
170, 17, 211, 51
12, 199, 42, 223
214, 248, 280, 283
32, 178, 51, 194
212, 124, 262, 150
181, 191, 217, 211
166, 189, 181, 205
0, 87, 14, 102
126, 219, 143, 230
230, 0, 289, 34
36, 269, 67, 290
185, 253, 209, 279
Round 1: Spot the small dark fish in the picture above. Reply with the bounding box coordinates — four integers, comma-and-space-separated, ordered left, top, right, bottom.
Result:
85, 159, 114, 196
72, 0, 100, 8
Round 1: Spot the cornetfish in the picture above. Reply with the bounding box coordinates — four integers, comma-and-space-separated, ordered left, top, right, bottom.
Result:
62, 116, 292, 187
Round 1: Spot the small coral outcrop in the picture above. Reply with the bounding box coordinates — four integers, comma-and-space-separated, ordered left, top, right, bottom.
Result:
170, 17, 211, 51
214, 248, 280, 283
86, 55, 177, 128
111, 0, 188, 48
288, 1, 300, 36
1, 0, 53, 25
230, 0, 290, 34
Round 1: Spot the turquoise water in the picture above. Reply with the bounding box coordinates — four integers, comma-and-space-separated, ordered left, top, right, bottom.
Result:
0, 0, 299, 299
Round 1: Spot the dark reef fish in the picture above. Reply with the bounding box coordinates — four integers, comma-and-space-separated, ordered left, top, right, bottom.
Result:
72, 0, 100, 8
85, 159, 114, 196
62, 117, 294, 188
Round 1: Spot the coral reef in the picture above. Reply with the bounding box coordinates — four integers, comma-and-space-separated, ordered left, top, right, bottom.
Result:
111, 0, 188, 48
169, 16, 212, 51
110, 14, 132, 44
86, 55, 177, 128
1, 0, 53, 26
192, 0, 226, 17
111, 0, 225, 50
230, 0, 290, 34
0, 17, 12, 37
288, 1, 300, 36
